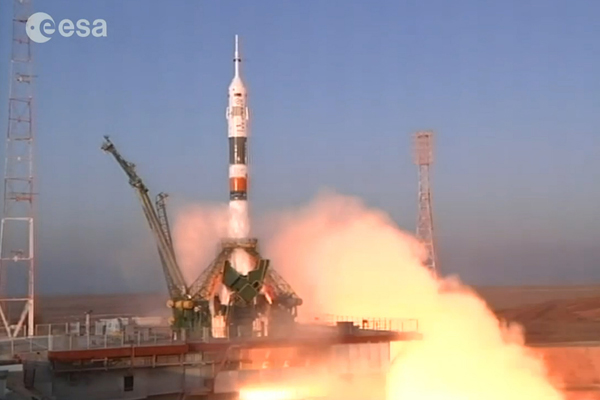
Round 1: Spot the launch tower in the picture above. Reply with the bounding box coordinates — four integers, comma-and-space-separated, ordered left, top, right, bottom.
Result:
0, 0, 36, 337
413, 130, 438, 273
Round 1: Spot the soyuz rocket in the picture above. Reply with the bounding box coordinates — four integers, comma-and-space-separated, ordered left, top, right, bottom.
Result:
227, 35, 249, 213
225, 35, 252, 276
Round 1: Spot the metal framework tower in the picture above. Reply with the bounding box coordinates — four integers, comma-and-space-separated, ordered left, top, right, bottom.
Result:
0, 0, 35, 337
413, 131, 437, 273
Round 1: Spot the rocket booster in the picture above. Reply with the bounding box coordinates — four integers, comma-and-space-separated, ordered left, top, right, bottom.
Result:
224, 34, 251, 282
226, 35, 249, 204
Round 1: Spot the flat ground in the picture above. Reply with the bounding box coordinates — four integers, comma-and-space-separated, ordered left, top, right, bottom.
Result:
474, 285, 600, 310
478, 285, 600, 343
32, 284, 600, 343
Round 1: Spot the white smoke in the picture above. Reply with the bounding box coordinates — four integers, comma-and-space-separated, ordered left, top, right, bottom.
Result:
228, 199, 252, 274
172, 190, 564, 400
228, 199, 250, 238
263, 191, 564, 400
171, 202, 229, 285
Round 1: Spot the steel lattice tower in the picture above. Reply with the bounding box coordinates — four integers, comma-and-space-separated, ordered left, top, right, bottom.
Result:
413, 131, 437, 273
0, 0, 35, 337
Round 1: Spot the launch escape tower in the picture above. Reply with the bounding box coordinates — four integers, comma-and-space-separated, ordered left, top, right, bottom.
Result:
101, 137, 302, 339
0, 0, 36, 338
413, 131, 438, 273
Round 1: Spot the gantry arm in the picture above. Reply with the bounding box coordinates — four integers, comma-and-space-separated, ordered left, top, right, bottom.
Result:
156, 193, 174, 247
189, 247, 233, 301
101, 136, 187, 298
245, 247, 302, 307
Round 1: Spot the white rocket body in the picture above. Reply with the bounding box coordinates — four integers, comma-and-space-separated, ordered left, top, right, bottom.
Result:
226, 35, 250, 275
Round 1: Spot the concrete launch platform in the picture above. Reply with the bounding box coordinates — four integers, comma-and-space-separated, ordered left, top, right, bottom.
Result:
1, 318, 421, 400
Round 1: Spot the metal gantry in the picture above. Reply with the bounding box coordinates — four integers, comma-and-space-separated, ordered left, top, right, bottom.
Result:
413, 131, 438, 274
0, 0, 36, 337
100, 137, 187, 299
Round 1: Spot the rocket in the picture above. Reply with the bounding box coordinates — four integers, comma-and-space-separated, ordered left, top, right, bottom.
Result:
227, 35, 249, 208
225, 35, 252, 276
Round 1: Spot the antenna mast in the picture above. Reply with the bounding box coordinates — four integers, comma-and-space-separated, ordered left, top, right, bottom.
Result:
413, 131, 438, 274
0, 0, 36, 337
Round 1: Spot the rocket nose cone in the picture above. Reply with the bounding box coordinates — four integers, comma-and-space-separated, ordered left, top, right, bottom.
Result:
229, 77, 246, 93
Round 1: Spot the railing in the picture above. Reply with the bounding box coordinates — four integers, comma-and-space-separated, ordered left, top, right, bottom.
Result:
0, 336, 52, 358
0, 315, 169, 337
301, 314, 419, 333
0, 313, 421, 358
0, 331, 185, 358
6, 319, 600, 360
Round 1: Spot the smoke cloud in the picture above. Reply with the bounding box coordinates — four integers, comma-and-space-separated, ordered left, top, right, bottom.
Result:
264, 191, 564, 400
172, 191, 563, 399
172, 202, 229, 285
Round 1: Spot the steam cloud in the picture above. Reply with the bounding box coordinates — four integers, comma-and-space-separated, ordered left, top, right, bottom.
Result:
174, 191, 564, 399
172, 202, 229, 285
265, 191, 563, 400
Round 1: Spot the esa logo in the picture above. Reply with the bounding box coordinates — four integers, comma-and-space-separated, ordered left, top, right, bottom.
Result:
26, 12, 107, 43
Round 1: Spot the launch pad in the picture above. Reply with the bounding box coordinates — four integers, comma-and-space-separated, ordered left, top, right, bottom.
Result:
3, 317, 420, 400
102, 136, 301, 341
194, 237, 302, 340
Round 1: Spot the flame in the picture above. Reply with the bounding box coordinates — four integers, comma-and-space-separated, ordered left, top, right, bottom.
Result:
239, 388, 298, 400
239, 381, 329, 400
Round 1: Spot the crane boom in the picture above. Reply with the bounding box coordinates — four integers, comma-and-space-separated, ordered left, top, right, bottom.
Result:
156, 193, 174, 247
101, 136, 187, 298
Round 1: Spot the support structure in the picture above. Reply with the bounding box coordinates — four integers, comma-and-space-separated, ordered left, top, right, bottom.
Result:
0, 0, 36, 337
102, 137, 302, 338
413, 131, 437, 273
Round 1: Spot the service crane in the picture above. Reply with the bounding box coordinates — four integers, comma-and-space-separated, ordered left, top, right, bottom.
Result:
101, 136, 202, 332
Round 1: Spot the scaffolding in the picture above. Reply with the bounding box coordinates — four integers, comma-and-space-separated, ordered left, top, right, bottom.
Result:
0, 0, 36, 337
413, 130, 437, 273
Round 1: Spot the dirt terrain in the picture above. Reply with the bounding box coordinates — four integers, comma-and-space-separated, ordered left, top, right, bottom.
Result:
476, 285, 600, 343
475, 285, 600, 311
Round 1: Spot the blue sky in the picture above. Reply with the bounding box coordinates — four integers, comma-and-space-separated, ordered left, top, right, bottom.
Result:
0, 0, 599, 294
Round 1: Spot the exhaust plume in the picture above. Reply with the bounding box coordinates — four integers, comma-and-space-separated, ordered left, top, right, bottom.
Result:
229, 200, 252, 274
171, 202, 250, 318
263, 191, 563, 400
172, 203, 229, 285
